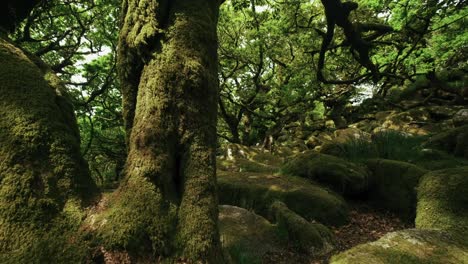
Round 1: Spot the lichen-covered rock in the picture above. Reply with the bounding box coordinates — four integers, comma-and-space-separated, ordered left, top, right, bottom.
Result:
218, 171, 349, 226
453, 109, 468, 127
427, 105, 459, 120
282, 151, 369, 196
330, 229, 468, 264
349, 119, 380, 134
425, 125, 468, 159
379, 108, 432, 135
416, 167, 468, 237
366, 159, 428, 219
305, 135, 322, 149
333, 128, 371, 144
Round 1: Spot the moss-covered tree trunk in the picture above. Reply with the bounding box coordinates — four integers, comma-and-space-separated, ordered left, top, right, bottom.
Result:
0, 4, 98, 262
104, 0, 224, 262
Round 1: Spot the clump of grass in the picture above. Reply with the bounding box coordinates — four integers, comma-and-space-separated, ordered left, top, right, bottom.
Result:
337, 137, 378, 162
336, 130, 427, 163
372, 130, 427, 161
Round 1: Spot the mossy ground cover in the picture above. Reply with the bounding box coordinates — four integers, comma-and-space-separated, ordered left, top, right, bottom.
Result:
219, 204, 335, 264
0, 34, 97, 262
416, 166, 468, 237
218, 170, 349, 226
365, 159, 428, 220
281, 151, 369, 197
330, 229, 468, 264
219, 205, 282, 264
425, 125, 468, 159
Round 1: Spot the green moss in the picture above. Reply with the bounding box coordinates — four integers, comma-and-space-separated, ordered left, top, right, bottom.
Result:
416, 167, 468, 236
219, 205, 280, 264
97, 176, 177, 257
218, 144, 286, 174
281, 151, 369, 196
366, 159, 428, 219
414, 149, 468, 170
218, 170, 349, 226
111, 0, 224, 262
217, 144, 286, 174
270, 201, 334, 254
0, 36, 97, 259
425, 125, 468, 159
218, 157, 279, 174
330, 229, 468, 264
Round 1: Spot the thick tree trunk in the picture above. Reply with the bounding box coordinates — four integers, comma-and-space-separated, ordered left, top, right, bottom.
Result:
0, 35, 98, 262
105, 0, 224, 262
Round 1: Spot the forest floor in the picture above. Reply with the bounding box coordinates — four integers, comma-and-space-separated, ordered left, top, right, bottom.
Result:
263, 202, 412, 264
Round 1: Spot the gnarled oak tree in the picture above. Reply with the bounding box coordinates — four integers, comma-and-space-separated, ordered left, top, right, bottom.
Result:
100, 0, 225, 262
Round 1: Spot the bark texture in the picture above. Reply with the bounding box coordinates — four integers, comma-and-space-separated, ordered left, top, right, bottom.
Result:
104, 0, 224, 262
0, 35, 98, 261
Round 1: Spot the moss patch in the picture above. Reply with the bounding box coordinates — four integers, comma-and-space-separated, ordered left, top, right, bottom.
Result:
270, 201, 334, 254
425, 125, 468, 159
281, 151, 369, 197
330, 229, 468, 264
218, 170, 349, 226
365, 159, 428, 219
0, 35, 97, 260
219, 205, 281, 264
218, 144, 287, 174
416, 167, 468, 237
96, 178, 177, 257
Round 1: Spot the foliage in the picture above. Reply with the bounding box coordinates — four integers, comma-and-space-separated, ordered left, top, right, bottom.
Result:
12, 0, 125, 186
218, 0, 324, 145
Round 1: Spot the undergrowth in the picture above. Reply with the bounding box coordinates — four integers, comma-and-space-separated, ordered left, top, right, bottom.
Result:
333, 130, 468, 169
336, 130, 427, 163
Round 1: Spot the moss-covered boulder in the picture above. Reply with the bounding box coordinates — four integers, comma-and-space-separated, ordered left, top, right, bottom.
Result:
416, 167, 468, 236
219, 204, 335, 263
366, 159, 428, 219
218, 171, 349, 226
333, 128, 370, 144
270, 201, 334, 254
281, 151, 369, 196
379, 108, 432, 135
319, 142, 346, 157
425, 125, 468, 159
219, 205, 281, 264
415, 148, 468, 170
453, 109, 468, 127
330, 229, 468, 264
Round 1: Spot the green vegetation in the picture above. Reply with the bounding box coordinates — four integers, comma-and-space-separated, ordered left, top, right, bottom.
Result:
282, 151, 369, 196
426, 125, 468, 159
219, 205, 280, 264
270, 201, 334, 253
2, 0, 467, 262
365, 159, 427, 219
323, 130, 428, 163
416, 167, 468, 237
330, 229, 468, 264
218, 170, 349, 226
